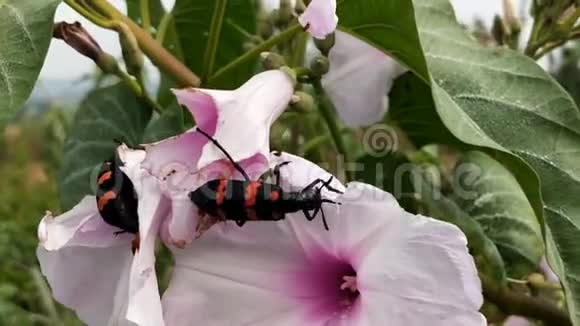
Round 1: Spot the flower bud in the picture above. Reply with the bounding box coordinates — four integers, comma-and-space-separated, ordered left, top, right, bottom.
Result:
295, 0, 306, 14
260, 52, 286, 70
310, 55, 330, 77
313, 32, 335, 56
115, 22, 144, 78
290, 91, 315, 112
257, 10, 274, 39
96, 52, 121, 75
53, 22, 103, 62
277, 0, 294, 27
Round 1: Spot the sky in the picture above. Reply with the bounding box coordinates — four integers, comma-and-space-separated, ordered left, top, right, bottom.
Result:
40, 0, 506, 80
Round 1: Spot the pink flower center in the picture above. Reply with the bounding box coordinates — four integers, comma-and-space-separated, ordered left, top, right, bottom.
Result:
284, 249, 361, 323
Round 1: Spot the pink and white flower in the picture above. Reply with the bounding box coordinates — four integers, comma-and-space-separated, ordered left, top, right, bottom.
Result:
161, 153, 485, 326
37, 145, 167, 326
142, 70, 295, 247
323, 31, 407, 127
299, 0, 338, 39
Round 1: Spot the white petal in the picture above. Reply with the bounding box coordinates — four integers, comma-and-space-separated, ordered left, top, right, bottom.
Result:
127, 174, 168, 326
38, 196, 132, 251
163, 178, 482, 325
269, 151, 345, 198
323, 31, 406, 127
196, 70, 294, 168
299, 0, 338, 39
37, 198, 134, 326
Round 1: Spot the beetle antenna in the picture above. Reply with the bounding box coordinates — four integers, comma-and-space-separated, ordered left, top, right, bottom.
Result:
196, 127, 251, 181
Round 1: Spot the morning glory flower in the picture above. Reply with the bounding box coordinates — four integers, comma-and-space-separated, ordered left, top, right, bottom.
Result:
323, 31, 407, 127
37, 145, 167, 326
161, 153, 485, 326
142, 70, 295, 248
299, 0, 338, 39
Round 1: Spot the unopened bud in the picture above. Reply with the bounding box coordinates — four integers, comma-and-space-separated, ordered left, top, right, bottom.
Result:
258, 10, 274, 39
261, 52, 286, 70
277, 0, 293, 26
295, 0, 306, 14
53, 22, 103, 62
503, 0, 521, 33
96, 52, 121, 75
115, 22, 144, 77
310, 56, 330, 77
491, 15, 507, 45
290, 91, 315, 112
314, 33, 336, 56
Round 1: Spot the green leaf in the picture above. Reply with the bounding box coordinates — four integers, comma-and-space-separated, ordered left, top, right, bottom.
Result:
413, 167, 507, 284
451, 151, 543, 278
0, 0, 61, 128
339, 0, 580, 322
336, 0, 427, 81
126, 0, 166, 30
59, 84, 152, 210
355, 151, 417, 213
173, 0, 257, 88
142, 102, 190, 143
388, 73, 460, 147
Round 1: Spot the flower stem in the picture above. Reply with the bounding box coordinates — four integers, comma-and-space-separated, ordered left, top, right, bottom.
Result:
118, 69, 163, 113
481, 275, 571, 326
87, 0, 200, 87
64, 0, 114, 28
208, 24, 302, 86
203, 0, 228, 82
140, 0, 151, 34
312, 79, 352, 181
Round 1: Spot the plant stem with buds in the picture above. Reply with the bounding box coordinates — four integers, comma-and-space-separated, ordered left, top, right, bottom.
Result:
72, 0, 200, 87
312, 80, 352, 181
481, 275, 571, 326
209, 24, 302, 86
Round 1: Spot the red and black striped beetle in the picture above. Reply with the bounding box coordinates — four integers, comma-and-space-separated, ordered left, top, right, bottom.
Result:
96, 150, 140, 252
189, 128, 342, 230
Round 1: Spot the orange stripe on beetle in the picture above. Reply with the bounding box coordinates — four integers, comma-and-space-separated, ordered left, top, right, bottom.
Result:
97, 171, 112, 186
270, 191, 280, 202
244, 181, 262, 207
216, 179, 228, 205
98, 191, 117, 210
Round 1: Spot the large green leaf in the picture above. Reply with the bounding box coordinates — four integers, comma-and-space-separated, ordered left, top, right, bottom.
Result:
452, 151, 543, 278
0, 0, 61, 128
59, 84, 152, 210
338, 0, 580, 322
173, 0, 256, 88
336, 0, 427, 81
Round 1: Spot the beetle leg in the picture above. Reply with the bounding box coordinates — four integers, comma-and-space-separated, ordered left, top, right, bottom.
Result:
273, 161, 291, 186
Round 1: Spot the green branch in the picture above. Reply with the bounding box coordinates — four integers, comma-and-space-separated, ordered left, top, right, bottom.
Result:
481, 275, 571, 326
312, 80, 353, 181
203, 0, 228, 82
140, 0, 151, 34
86, 0, 200, 87
208, 24, 302, 86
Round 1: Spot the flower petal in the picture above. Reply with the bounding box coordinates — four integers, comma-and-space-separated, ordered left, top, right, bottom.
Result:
119, 146, 168, 326
323, 31, 406, 127
38, 197, 133, 250
196, 70, 294, 168
37, 198, 134, 326
299, 0, 338, 39
163, 175, 483, 325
